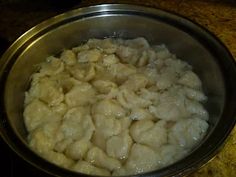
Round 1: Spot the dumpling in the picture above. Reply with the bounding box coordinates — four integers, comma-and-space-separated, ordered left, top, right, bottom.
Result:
60, 50, 76, 66
59, 107, 95, 141
42, 150, 74, 168
92, 80, 117, 94
92, 99, 126, 118
107, 63, 137, 84
149, 87, 189, 120
106, 130, 133, 160
178, 71, 202, 89
68, 63, 96, 82
158, 144, 188, 167
168, 117, 209, 149
116, 45, 140, 65
40, 57, 64, 76
24, 99, 61, 131
28, 121, 61, 154
77, 48, 101, 63
153, 44, 172, 60
92, 114, 121, 139
117, 89, 152, 109
129, 108, 154, 120
130, 120, 167, 149
86, 147, 121, 171
26, 77, 64, 106
87, 38, 118, 54
65, 139, 92, 160
184, 87, 207, 102
185, 99, 209, 120
156, 68, 178, 90
121, 74, 148, 91
124, 144, 160, 175
124, 37, 150, 49
65, 82, 96, 107
72, 161, 110, 176
102, 54, 119, 66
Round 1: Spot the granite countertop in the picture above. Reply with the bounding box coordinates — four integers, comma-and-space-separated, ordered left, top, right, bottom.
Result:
0, 0, 235, 177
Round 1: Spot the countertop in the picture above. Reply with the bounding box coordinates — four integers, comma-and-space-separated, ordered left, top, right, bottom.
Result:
0, 0, 235, 177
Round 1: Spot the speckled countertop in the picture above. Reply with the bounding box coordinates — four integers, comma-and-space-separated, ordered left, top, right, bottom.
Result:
0, 0, 235, 176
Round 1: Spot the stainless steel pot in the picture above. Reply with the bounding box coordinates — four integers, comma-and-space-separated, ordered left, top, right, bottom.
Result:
0, 4, 236, 177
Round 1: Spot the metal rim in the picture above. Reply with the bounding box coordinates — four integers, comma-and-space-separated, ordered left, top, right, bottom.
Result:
0, 4, 236, 177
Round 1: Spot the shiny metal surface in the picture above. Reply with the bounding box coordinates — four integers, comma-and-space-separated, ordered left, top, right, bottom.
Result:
0, 4, 236, 177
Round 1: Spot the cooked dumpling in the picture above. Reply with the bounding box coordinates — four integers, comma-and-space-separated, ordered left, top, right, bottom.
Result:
130, 120, 167, 149
124, 144, 161, 175
59, 107, 95, 141
86, 147, 121, 171
24, 99, 61, 131
168, 117, 209, 149
92, 99, 126, 118
65, 82, 96, 107
72, 161, 110, 176
26, 77, 64, 106
106, 130, 133, 160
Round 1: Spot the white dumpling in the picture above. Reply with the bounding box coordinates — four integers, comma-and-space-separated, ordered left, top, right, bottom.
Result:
93, 114, 121, 139
92, 99, 126, 118
130, 120, 167, 149
28, 121, 61, 154
72, 160, 110, 176
87, 38, 118, 54
121, 74, 148, 91
149, 87, 189, 120
116, 45, 139, 65
86, 147, 121, 171
59, 107, 95, 141
77, 48, 101, 63
60, 50, 76, 66
69, 63, 96, 82
65, 139, 92, 160
92, 131, 107, 151
153, 44, 172, 60
141, 67, 158, 86
92, 80, 117, 94
156, 68, 178, 90
108, 63, 137, 84
168, 117, 209, 149
124, 144, 160, 175
54, 138, 73, 153
125, 37, 150, 49
138, 88, 159, 104
120, 117, 132, 131
185, 99, 209, 120
102, 54, 119, 66
42, 150, 74, 168
65, 82, 96, 107
184, 87, 207, 102
24, 99, 61, 131
51, 103, 67, 116
158, 144, 188, 167
117, 89, 152, 109
72, 44, 89, 53
164, 58, 190, 74
178, 70, 202, 89
129, 108, 154, 120
26, 77, 64, 106
40, 57, 64, 76
106, 130, 133, 160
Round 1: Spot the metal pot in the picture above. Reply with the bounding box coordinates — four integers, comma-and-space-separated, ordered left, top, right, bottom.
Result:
0, 4, 236, 177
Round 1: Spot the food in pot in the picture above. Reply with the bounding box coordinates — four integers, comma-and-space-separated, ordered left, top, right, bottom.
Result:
23, 37, 209, 176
